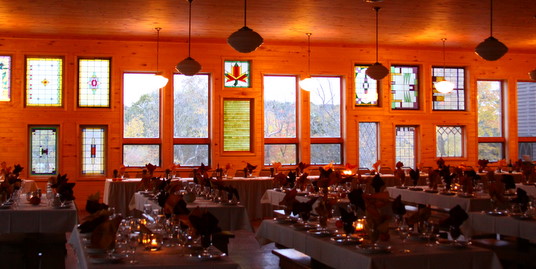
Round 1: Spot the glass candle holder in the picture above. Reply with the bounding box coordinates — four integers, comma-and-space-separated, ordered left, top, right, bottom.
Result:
142, 233, 163, 251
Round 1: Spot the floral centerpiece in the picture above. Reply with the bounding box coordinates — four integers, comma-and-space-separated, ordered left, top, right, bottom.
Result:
477, 159, 489, 173
0, 162, 23, 202
49, 173, 76, 201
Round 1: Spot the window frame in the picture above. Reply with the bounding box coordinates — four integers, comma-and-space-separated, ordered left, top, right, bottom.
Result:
80, 125, 107, 177
431, 66, 466, 111
222, 98, 254, 154
355, 64, 380, 107
359, 122, 379, 169
477, 80, 505, 161
435, 125, 465, 158
390, 65, 420, 110
25, 56, 64, 107
29, 125, 59, 176
0, 55, 12, 102
395, 125, 418, 169
77, 57, 112, 108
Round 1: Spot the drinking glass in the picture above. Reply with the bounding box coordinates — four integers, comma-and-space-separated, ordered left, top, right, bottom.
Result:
128, 232, 140, 264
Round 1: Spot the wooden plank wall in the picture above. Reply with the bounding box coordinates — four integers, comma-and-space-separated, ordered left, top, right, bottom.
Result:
0, 37, 534, 209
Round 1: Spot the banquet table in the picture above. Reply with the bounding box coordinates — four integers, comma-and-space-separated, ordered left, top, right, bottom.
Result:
477, 171, 524, 183
0, 196, 78, 233
256, 219, 502, 269
463, 212, 536, 241
387, 187, 492, 212
129, 192, 253, 232
516, 183, 536, 197
69, 227, 240, 269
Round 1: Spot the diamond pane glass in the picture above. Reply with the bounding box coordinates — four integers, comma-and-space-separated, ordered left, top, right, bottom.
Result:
391, 65, 419, 109
432, 67, 465, 110
30, 126, 58, 175
26, 57, 62, 106
264, 75, 296, 138
478, 142, 503, 162
396, 126, 416, 169
264, 144, 297, 165
436, 126, 463, 157
173, 144, 209, 166
477, 81, 502, 137
355, 65, 378, 106
79, 58, 110, 107
310, 77, 341, 138
311, 144, 341, 165
82, 127, 106, 175
123, 144, 160, 167
123, 73, 160, 138
173, 74, 209, 138
519, 142, 536, 160
0, 56, 11, 101
224, 60, 250, 88
359, 122, 378, 169
517, 82, 536, 137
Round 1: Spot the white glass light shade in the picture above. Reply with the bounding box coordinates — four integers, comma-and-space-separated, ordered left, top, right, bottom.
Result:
176, 57, 202, 76
366, 62, 389, 80
529, 69, 536, 81
152, 74, 169, 88
434, 80, 455, 94
475, 36, 508, 61
227, 26, 264, 53
299, 77, 318, 91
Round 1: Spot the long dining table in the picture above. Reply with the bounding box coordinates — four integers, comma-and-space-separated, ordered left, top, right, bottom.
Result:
463, 212, 536, 241
256, 219, 502, 269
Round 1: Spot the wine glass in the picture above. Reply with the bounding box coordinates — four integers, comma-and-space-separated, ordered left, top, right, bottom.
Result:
422, 221, 436, 246
128, 232, 140, 264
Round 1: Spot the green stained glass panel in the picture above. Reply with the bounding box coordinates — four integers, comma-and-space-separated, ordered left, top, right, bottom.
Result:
0, 56, 11, 101
79, 58, 111, 107
391, 65, 419, 110
26, 57, 63, 106
30, 126, 58, 175
355, 65, 378, 106
82, 127, 106, 175
224, 60, 250, 88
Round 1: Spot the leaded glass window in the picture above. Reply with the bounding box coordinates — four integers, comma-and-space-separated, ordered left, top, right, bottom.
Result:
355, 65, 378, 106
26, 57, 63, 106
123, 145, 160, 167
30, 126, 58, 175
311, 144, 342, 165
432, 67, 465, 110
123, 73, 160, 138
517, 82, 536, 137
224, 60, 250, 88
81, 127, 106, 175
436, 126, 463, 157
391, 65, 419, 110
173, 145, 209, 166
359, 122, 378, 169
395, 126, 416, 169
78, 58, 111, 107
0, 56, 11, 101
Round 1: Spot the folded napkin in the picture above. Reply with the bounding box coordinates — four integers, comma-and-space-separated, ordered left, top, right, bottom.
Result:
273, 172, 288, 187
428, 169, 440, 190
372, 160, 381, 174
50, 174, 75, 201
159, 192, 190, 216
391, 194, 406, 216
406, 204, 431, 226
409, 168, 420, 186
437, 157, 446, 169
295, 172, 310, 191
293, 197, 318, 221
188, 207, 222, 236
287, 171, 297, 188
440, 166, 453, 190
514, 188, 530, 212
85, 192, 108, 214
297, 162, 310, 174
78, 210, 112, 234
348, 188, 366, 212
90, 215, 123, 250
279, 189, 298, 215
364, 192, 391, 241
339, 206, 358, 234
502, 174, 516, 190
371, 174, 385, 193
440, 205, 468, 240
244, 162, 257, 175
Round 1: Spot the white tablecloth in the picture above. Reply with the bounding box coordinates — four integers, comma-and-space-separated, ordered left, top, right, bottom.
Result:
387, 187, 492, 212
68, 227, 240, 269
0, 196, 77, 233
129, 192, 253, 232
463, 212, 536, 241
256, 220, 501, 269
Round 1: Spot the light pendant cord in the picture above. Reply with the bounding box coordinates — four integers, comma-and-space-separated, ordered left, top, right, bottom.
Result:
306, 33, 312, 77
188, 0, 193, 57
374, 7, 380, 63
243, 0, 247, 26
489, 0, 493, 36
155, 27, 161, 72
441, 38, 447, 77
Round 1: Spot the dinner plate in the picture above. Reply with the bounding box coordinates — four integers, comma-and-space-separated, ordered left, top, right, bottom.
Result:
292, 223, 316, 231
274, 217, 297, 225
424, 189, 439, 193
356, 243, 391, 254
0, 204, 11, 209
191, 247, 226, 261
486, 210, 508, 216
436, 239, 470, 249
330, 235, 362, 245
307, 228, 336, 237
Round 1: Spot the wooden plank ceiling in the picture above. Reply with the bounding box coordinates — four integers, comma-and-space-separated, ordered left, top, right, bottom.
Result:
0, 0, 535, 51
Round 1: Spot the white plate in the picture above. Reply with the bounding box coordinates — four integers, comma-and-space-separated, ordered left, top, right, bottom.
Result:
436, 239, 470, 249
356, 243, 391, 254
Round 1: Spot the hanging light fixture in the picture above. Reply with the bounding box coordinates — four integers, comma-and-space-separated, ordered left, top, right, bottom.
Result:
227, 0, 264, 53
529, 69, 536, 81
299, 33, 318, 92
366, 7, 389, 80
176, 0, 201, 76
434, 38, 455, 94
152, 27, 168, 88
475, 0, 508, 61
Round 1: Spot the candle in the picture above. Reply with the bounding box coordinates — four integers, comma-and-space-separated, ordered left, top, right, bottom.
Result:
343, 170, 353, 176
354, 219, 365, 232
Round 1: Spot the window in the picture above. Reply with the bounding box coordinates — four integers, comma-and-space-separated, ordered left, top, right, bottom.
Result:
391, 65, 419, 110
477, 80, 504, 161
173, 74, 210, 166
432, 67, 465, 110
123, 73, 161, 166
517, 81, 536, 159
78, 58, 111, 107
436, 126, 463, 157
223, 99, 253, 152
0, 56, 11, 101
224, 60, 251, 88
264, 75, 298, 165
310, 76, 342, 164
26, 57, 63, 106
81, 126, 106, 175
355, 65, 378, 106
359, 122, 379, 169
30, 126, 58, 175
396, 126, 417, 169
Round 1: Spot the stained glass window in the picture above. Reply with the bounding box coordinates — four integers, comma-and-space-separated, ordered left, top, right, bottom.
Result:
81, 127, 106, 175
391, 65, 419, 110
224, 60, 250, 88
79, 58, 111, 107
173, 145, 209, 166
0, 56, 11, 101
123, 145, 160, 167
436, 126, 463, 157
30, 126, 58, 175
123, 73, 160, 138
26, 57, 63, 106
432, 67, 465, 110
359, 122, 378, 169
223, 99, 252, 152
395, 126, 416, 169
355, 65, 378, 106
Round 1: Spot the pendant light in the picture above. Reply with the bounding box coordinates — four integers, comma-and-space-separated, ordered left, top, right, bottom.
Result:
366, 7, 389, 80
434, 38, 455, 94
227, 0, 264, 53
475, 0, 508, 61
529, 69, 536, 81
176, 0, 202, 76
152, 27, 168, 88
299, 33, 318, 92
